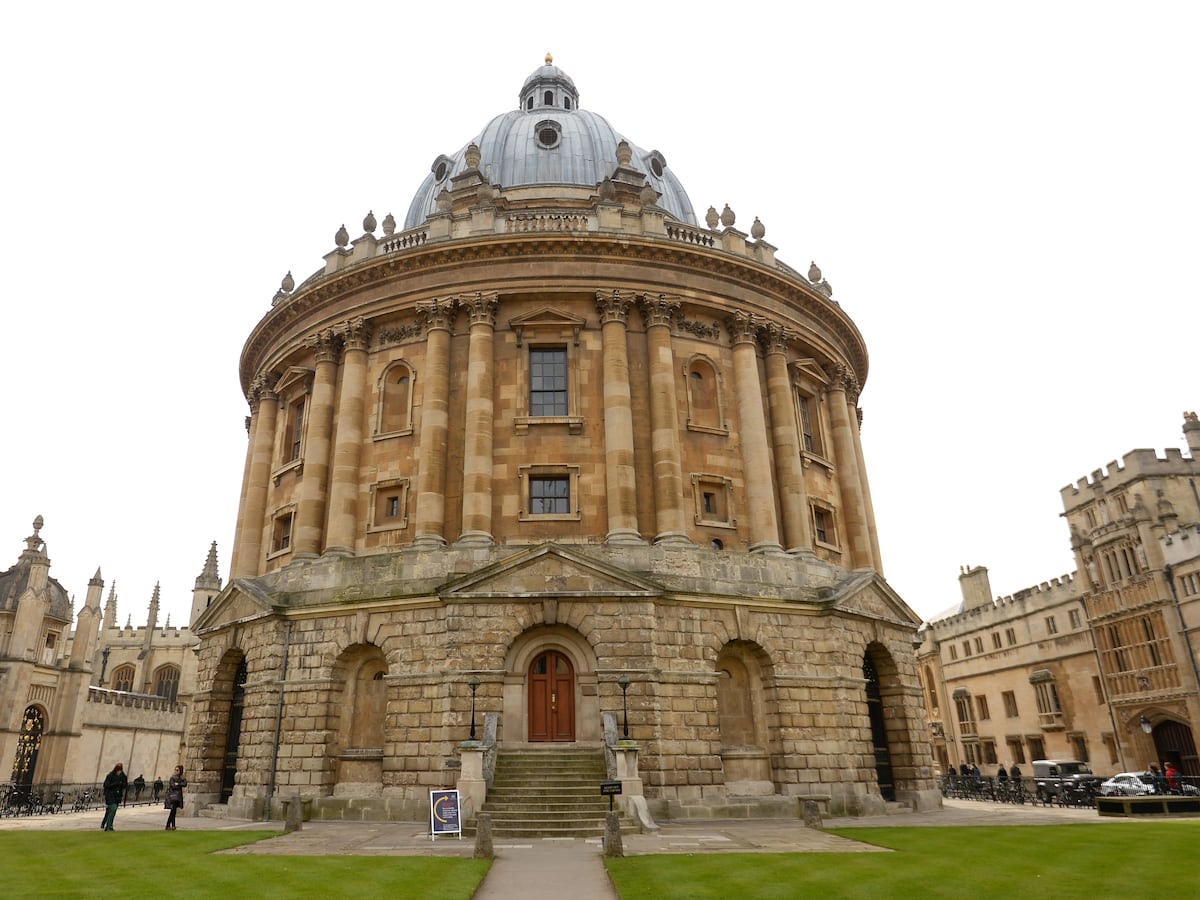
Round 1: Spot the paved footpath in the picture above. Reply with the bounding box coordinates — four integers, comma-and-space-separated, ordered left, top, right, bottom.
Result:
0, 798, 1159, 899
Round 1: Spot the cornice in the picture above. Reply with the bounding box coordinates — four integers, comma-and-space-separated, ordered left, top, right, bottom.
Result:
239, 233, 869, 396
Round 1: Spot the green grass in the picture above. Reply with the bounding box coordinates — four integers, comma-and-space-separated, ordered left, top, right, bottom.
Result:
605, 823, 1200, 899
2, 831, 490, 899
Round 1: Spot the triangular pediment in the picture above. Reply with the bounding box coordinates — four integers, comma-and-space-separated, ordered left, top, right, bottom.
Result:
508, 307, 586, 347
824, 571, 922, 627
192, 578, 277, 632
443, 543, 660, 599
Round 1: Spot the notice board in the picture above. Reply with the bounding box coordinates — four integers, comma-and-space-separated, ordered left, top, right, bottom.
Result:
430, 789, 462, 840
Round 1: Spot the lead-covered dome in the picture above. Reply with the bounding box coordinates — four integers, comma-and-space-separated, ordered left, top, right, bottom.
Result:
405, 56, 696, 228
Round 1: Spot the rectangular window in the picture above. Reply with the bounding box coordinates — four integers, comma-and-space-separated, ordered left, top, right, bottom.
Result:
1069, 609, 1082, 629
368, 478, 410, 532
814, 509, 828, 543
530, 476, 570, 514
1045, 616, 1058, 635
974, 637, 984, 654
1103, 734, 1119, 765
286, 397, 305, 462
976, 695, 990, 721
962, 641, 972, 658
798, 396, 816, 453
1005, 628, 1017, 646
271, 511, 294, 554
1034, 681, 1061, 715
1002, 691, 1018, 718
948, 644, 958, 661
1027, 737, 1045, 760
810, 502, 839, 547
529, 347, 568, 416
992, 632, 1002, 650
1006, 738, 1026, 765
1070, 734, 1089, 763
982, 740, 997, 765
1092, 675, 1105, 704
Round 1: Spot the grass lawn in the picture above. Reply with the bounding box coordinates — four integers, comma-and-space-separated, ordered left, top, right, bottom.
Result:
605, 823, 1200, 899
1, 831, 490, 899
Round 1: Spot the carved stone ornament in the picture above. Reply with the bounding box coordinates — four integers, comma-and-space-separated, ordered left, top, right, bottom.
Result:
458, 291, 499, 326
720, 204, 736, 228
335, 224, 349, 248
638, 292, 680, 329
382, 212, 396, 235
751, 217, 766, 240
363, 210, 377, 234
616, 140, 633, 166
640, 183, 658, 207
595, 289, 633, 324
599, 177, 616, 201
281, 271, 295, 292
705, 206, 719, 229
465, 143, 481, 168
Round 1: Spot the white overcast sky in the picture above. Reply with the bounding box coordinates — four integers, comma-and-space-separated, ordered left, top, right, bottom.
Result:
2, 3, 1196, 629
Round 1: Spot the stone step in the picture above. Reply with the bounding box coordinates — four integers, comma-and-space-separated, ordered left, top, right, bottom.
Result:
197, 804, 229, 819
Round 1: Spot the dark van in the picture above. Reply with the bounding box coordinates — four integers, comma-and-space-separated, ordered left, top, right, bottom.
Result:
1032, 759, 1102, 802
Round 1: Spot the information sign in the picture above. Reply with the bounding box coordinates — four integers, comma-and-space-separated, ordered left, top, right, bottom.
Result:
430, 789, 462, 840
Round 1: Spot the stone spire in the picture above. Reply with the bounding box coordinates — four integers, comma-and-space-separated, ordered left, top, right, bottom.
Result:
103, 582, 118, 632
140, 582, 160, 661
190, 542, 223, 628
69, 568, 105, 670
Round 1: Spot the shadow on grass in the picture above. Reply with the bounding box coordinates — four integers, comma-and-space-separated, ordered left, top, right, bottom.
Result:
605, 823, 1200, 900
2, 831, 490, 899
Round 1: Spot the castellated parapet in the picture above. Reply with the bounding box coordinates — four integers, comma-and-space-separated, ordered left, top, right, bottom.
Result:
1061, 448, 1196, 512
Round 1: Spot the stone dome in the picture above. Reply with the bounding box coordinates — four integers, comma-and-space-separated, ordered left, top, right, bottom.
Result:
404, 57, 696, 228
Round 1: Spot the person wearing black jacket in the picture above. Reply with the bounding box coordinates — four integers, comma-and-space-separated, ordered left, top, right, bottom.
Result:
164, 766, 186, 830
100, 763, 127, 831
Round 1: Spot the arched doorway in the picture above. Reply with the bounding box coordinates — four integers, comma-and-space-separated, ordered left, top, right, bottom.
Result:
1151, 719, 1199, 778
528, 650, 575, 741
863, 653, 896, 801
10, 706, 45, 787
221, 659, 248, 803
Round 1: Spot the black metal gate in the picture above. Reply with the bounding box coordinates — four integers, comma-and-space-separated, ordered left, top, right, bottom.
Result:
10, 706, 44, 787
863, 655, 895, 801
220, 659, 247, 803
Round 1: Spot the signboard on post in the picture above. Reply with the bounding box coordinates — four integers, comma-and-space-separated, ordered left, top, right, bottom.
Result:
600, 780, 622, 811
430, 789, 462, 840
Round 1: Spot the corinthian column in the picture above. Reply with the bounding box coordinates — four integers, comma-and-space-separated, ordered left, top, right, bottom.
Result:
764, 325, 812, 552
233, 378, 277, 578
412, 299, 456, 548
596, 290, 642, 544
850, 406, 883, 575
228, 411, 254, 580
827, 365, 874, 569
639, 294, 690, 545
458, 292, 498, 545
293, 330, 340, 558
325, 317, 371, 555
727, 312, 782, 554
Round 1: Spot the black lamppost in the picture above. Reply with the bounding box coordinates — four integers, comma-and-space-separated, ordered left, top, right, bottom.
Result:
98, 648, 111, 686
618, 674, 630, 739
469, 676, 480, 741
1141, 715, 1153, 734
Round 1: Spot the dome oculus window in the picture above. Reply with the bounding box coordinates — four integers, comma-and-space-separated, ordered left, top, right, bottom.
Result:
535, 120, 562, 149
431, 154, 453, 183
645, 150, 667, 178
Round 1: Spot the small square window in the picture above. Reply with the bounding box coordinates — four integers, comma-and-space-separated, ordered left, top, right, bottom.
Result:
271, 511, 294, 554
518, 465, 581, 522
530, 476, 570, 514
368, 479, 410, 532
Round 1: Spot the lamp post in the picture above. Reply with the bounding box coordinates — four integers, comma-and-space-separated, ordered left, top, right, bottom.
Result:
1141, 715, 1153, 734
468, 676, 480, 741
617, 674, 630, 739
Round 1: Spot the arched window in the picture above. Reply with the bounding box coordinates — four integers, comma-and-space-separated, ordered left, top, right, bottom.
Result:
377, 362, 414, 435
544, 90, 553, 106
111, 664, 136, 692
153, 665, 181, 704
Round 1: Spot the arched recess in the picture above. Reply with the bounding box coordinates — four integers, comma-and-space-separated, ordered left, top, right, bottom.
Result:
10, 705, 47, 787
153, 664, 181, 703
684, 354, 726, 433
1143, 713, 1200, 778
205, 649, 247, 805
716, 641, 775, 795
502, 625, 602, 746
330, 643, 388, 793
863, 642, 909, 803
376, 360, 415, 436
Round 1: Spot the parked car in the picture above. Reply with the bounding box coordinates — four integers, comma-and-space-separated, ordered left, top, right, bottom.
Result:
1031, 759, 1103, 802
1099, 772, 1157, 796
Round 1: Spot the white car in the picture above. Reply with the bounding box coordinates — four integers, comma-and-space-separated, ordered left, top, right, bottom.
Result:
1099, 773, 1157, 796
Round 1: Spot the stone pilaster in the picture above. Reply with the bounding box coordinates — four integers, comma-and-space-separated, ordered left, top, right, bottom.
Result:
596, 290, 642, 544
229, 412, 254, 579
639, 294, 690, 545
827, 365, 873, 569
727, 312, 782, 554
325, 317, 371, 555
764, 326, 812, 552
233, 379, 277, 578
293, 330, 340, 558
458, 292, 498, 545
851, 405, 883, 575
413, 299, 456, 548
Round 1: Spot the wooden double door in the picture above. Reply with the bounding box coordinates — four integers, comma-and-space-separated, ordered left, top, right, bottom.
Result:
528, 651, 575, 742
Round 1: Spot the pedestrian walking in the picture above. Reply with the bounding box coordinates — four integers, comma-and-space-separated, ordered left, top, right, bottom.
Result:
99, 763, 127, 831
164, 765, 186, 830
152, 776, 164, 801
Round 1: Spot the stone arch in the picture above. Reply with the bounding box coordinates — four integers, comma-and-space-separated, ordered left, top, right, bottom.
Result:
716, 640, 775, 795
329, 643, 388, 793
205, 648, 247, 805
10, 704, 47, 786
862, 641, 910, 804
502, 625, 602, 746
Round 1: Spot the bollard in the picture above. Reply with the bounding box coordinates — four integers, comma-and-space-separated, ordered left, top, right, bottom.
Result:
284, 795, 303, 833
474, 813, 494, 859
603, 810, 624, 858
802, 799, 822, 829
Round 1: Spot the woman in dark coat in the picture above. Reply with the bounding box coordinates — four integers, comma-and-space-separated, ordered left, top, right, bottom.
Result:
100, 763, 127, 831
164, 765, 186, 830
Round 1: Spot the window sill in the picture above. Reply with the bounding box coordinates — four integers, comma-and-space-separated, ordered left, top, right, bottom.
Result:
686, 422, 729, 436
272, 458, 303, 485
514, 415, 584, 435
372, 428, 413, 441
518, 511, 583, 522
801, 451, 835, 474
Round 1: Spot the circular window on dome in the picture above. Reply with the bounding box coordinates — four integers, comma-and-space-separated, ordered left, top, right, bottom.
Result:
535, 120, 562, 149
431, 154, 452, 182
645, 150, 667, 179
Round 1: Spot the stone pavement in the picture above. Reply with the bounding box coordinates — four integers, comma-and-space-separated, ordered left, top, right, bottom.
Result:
0, 798, 1156, 899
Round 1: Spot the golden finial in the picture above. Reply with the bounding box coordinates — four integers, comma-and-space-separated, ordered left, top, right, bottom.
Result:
545, 52, 553, 64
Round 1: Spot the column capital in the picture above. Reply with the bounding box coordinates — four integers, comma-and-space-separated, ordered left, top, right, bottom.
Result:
339, 316, 372, 352
595, 289, 634, 325
307, 328, 341, 364
762, 320, 793, 355
830, 363, 860, 404
416, 297, 458, 331
248, 376, 276, 413
638, 292, 680, 328
725, 310, 765, 346
457, 290, 499, 327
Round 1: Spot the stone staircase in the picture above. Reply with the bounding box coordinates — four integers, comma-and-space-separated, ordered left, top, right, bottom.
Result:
476, 747, 634, 838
